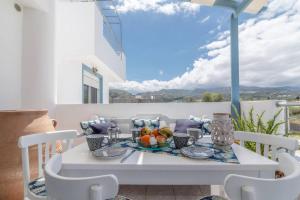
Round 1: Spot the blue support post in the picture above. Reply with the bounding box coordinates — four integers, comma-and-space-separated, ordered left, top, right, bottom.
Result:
230, 13, 240, 118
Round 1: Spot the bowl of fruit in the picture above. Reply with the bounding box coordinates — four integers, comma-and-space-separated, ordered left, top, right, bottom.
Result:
137, 127, 173, 149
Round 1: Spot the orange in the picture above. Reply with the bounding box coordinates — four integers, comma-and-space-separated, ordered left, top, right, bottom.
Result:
140, 135, 151, 146
152, 128, 160, 137
156, 135, 166, 143
140, 127, 151, 136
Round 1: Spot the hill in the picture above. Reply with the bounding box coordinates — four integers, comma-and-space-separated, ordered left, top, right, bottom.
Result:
109, 86, 300, 103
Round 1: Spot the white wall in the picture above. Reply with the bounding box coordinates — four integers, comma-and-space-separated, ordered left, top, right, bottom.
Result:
21, 2, 56, 113
55, 1, 96, 104
17, 0, 50, 12
0, 0, 125, 110
54, 101, 284, 134
94, 3, 126, 80
55, 1, 125, 105
0, 0, 23, 110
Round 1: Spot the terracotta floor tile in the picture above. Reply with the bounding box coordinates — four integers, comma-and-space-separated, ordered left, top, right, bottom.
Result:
146, 186, 175, 200
119, 185, 146, 200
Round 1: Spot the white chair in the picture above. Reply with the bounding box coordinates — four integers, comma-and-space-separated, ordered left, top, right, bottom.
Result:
226, 152, 300, 200
234, 131, 299, 160
201, 152, 300, 200
44, 154, 131, 200
18, 130, 78, 200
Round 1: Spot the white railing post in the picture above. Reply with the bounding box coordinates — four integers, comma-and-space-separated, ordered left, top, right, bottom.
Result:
284, 105, 289, 136
276, 101, 300, 136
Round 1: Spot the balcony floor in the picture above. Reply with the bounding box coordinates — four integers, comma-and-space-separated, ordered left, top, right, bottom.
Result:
118, 185, 211, 200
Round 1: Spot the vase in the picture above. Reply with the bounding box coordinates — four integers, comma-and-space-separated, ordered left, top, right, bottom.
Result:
211, 113, 234, 147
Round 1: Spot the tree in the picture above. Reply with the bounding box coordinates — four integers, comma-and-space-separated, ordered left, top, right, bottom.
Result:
202, 92, 224, 102
202, 92, 213, 102
213, 93, 224, 102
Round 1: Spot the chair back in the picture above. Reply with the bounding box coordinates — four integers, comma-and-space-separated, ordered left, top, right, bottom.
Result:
234, 131, 299, 160
45, 154, 119, 200
18, 130, 77, 196
225, 153, 300, 200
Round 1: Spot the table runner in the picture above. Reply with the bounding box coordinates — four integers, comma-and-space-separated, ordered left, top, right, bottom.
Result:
112, 140, 239, 164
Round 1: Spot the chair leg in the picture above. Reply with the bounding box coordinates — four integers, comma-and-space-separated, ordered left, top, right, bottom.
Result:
90, 185, 104, 200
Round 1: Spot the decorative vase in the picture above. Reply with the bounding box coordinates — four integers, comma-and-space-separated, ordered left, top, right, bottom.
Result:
211, 113, 234, 148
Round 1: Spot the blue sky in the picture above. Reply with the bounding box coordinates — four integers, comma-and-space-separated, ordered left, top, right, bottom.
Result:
121, 7, 250, 81
111, 0, 300, 92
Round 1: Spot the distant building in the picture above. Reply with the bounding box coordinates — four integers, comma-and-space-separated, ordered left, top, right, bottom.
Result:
135, 95, 143, 99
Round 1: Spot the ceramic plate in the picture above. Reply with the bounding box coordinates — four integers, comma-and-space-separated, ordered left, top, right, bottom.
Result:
93, 146, 127, 159
181, 146, 214, 159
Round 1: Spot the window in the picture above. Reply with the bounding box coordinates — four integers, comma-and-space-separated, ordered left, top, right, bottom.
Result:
90, 87, 98, 104
82, 65, 103, 104
83, 84, 89, 104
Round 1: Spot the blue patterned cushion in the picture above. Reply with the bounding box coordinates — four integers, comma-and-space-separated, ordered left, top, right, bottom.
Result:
110, 195, 132, 200
28, 178, 131, 199
28, 177, 47, 196
80, 118, 109, 135
200, 195, 227, 200
190, 116, 212, 135
132, 117, 160, 130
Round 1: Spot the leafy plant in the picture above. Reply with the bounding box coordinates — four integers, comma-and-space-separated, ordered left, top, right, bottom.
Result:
232, 106, 284, 152
202, 92, 224, 102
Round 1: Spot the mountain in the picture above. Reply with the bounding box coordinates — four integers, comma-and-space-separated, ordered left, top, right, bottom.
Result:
109, 86, 300, 103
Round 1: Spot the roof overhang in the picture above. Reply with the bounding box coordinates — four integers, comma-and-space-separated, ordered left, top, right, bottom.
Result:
189, 0, 268, 15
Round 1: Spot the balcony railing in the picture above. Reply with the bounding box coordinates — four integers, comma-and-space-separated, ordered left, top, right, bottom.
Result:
277, 101, 300, 135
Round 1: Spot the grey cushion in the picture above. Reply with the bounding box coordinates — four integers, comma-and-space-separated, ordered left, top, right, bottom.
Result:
80, 118, 117, 135
90, 123, 111, 134
28, 177, 47, 196
174, 119, 202, 133
190, 116, 212, 135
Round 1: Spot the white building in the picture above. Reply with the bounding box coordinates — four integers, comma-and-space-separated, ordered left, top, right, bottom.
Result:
0, 0, 126, 111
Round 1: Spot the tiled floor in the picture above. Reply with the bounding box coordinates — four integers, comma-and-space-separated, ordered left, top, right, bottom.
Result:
119, 185, 211, 200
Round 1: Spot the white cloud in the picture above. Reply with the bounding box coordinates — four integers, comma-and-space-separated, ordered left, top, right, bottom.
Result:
199, 16, 210, 23
111, 0, 300, 92
208, 29, 215, 34
159, 70, 164, 75
115, 0, 200, 15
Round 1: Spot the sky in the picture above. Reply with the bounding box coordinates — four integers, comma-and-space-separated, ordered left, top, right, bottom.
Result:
110, 0, 300, 92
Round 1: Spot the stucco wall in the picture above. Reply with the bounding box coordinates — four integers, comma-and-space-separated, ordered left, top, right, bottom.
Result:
0, 0, 23, 109
55, 1, 125, 104
95, 2, 126, 80
21, 2, 56, 112
55, 1, 96, 104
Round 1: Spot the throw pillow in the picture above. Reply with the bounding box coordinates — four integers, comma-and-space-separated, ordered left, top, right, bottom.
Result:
132, 117, 160, 130
174, 119, 202, 134
189, 115, 212, 135
90, 123, 111, 134
80, 118, 115, 135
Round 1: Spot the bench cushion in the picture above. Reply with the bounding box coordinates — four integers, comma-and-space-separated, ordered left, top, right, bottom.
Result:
28, 177, 131, 199
28, 177, 47, 196
200, 195, 227, 200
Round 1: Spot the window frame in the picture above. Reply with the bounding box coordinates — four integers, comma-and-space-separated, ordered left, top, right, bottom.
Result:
82, 64, 103, 104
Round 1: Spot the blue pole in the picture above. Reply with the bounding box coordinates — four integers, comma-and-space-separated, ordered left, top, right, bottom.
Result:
230, 13, 240, 117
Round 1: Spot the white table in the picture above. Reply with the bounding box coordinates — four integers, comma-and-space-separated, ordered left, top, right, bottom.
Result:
61, 137, 278, 185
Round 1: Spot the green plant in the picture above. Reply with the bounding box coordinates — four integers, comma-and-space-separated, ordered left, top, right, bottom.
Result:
202, 92, 224, 102
232, 106, 284, 152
